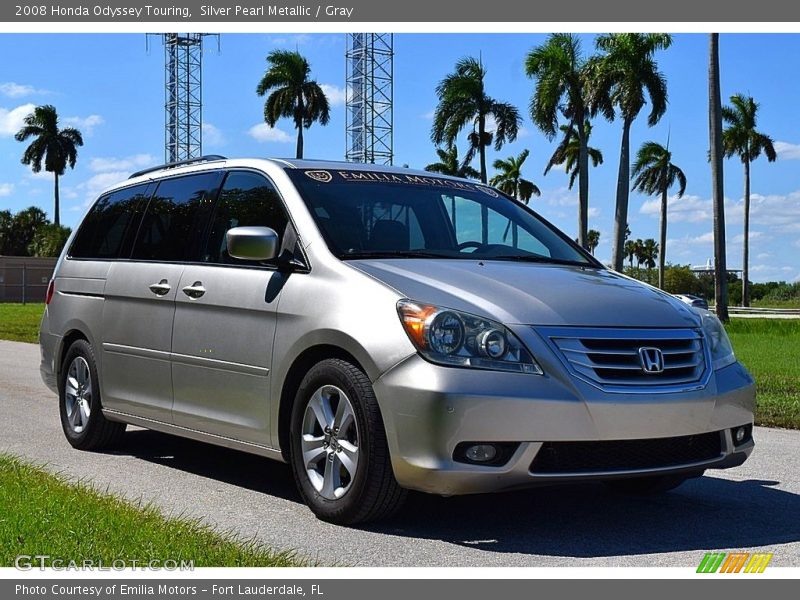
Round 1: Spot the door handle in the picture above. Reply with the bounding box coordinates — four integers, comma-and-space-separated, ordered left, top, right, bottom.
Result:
181, 281, 206, 299
148, 279, 171, 296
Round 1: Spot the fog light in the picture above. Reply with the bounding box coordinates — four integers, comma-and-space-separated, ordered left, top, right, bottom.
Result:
735, 427, 746, 443
464, 444, 498, 463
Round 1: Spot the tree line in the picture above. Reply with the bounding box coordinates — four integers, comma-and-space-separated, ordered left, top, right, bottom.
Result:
10, 36, 778, 318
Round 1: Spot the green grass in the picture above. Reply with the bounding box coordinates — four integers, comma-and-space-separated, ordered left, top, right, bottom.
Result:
727, 319, 800, 429
0, 303, 44, 343
0, 455, 305, 567
751, 298, 800, 309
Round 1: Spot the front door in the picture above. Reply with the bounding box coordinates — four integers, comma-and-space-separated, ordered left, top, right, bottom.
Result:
170, 170, 291, 445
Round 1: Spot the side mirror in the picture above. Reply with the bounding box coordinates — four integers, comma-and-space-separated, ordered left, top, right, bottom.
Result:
226, 226, 279, 261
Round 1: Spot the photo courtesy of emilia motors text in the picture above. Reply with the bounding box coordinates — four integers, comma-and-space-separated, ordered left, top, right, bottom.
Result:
1, 0, 799, 596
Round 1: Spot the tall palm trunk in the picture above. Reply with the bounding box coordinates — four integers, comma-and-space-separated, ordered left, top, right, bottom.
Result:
478, 114, 488, 244
478, 114, 488, 184
295, 93, 305, 159
658, 183, 667, 290
611, 116, 633, 271
709, 33, 729, 321
577, 120, 589, 249
742, 157, 751, 307
53, 172, 60, 227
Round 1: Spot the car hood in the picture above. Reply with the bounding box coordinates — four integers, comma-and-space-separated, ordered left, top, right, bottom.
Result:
349, 259, 700, 328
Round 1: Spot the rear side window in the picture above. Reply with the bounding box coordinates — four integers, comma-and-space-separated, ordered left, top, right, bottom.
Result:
131, 172, 220, 262
69, 184, 150, 259
202, 171, 289, 265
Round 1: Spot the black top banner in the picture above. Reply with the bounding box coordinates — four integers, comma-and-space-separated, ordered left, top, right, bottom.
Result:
3, 0, 800, 22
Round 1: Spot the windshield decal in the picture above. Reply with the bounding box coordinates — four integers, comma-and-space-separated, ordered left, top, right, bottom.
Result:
300, 169, 499, 196
304, 170, 333, 183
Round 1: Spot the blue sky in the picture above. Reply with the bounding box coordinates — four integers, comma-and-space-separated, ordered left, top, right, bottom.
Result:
1, 33, 798, 282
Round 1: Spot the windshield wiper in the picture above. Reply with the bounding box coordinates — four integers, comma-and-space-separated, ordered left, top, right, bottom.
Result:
490, 255, 592, 267
340, 250, 459, 260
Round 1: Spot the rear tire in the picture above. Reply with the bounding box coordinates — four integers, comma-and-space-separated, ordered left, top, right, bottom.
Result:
289, 358, 406, 525
59, 339, 126, 451
603, 472, 701, 495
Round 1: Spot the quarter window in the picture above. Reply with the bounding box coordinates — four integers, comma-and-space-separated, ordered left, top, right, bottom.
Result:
69, 184, 150, 259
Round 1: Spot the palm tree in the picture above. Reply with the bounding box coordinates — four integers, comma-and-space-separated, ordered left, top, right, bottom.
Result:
593, 33, 672, 271
641, 238, 659, 270
545, 120, 603, 190
256, 50, 330, 159
722, 94, 777, 307
709, 34, 728, 321
489, 149, 540, 204
624, 239, 637, 267
526, 33, 597, 248
490, 149, 540, 246
14, 105, 83, 227
631, 238, 646, 268
425, 145, 480, 179
631, 140, 687, 289
432, 57, 521, 184
587, 229, 601, 255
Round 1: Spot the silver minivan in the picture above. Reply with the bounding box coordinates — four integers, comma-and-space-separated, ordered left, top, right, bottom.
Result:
40, 156, 755, 524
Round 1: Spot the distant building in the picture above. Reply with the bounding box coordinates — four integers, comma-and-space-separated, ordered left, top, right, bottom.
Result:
691, 258, 742, 277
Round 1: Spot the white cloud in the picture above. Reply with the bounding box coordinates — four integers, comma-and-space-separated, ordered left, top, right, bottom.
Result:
775, 141, 800, 160
732, 231, 764, 244
668, 232, 714, 246
248, 123, 292, 143
747, 191, 800, 233
0, 183, 14, 196
267, 34, 312, 46
0, 103, 35, 136
70, 171, 129, 210
320, 84, 346, 107
421, 109, 434, 120
0, 82, 50, 98
588, 206, 600, 218
517, 126, 531, 139
202, 122, 225, 147
89, 153, 155, 173
63, 114, 104, 135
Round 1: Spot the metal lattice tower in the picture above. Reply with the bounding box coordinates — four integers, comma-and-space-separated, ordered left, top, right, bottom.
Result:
154, 33, 218, 163
345, 34, 393, 165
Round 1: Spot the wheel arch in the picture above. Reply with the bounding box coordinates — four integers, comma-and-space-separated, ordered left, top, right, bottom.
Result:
276, 344, 368, 462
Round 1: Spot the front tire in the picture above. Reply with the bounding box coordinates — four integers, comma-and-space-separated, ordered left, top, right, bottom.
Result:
59, 339, 126, 451
289, 358, 406, 525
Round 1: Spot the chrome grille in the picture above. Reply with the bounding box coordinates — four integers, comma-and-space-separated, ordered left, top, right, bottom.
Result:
539, 327, 709, 392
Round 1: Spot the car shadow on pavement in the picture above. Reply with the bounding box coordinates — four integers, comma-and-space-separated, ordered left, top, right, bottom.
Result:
368, 476, 800, 557
109, 430, 800, 558
111, 429, 303, 504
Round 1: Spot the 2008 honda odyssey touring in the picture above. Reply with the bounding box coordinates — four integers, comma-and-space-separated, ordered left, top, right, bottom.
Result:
40, 156, 755, 524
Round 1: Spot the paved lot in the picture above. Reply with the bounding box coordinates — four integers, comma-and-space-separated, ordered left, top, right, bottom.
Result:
1, 339, 798, 567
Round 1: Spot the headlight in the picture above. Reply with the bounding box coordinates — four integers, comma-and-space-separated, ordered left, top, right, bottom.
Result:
397, 299, 543, 374
699, 310, 736, 370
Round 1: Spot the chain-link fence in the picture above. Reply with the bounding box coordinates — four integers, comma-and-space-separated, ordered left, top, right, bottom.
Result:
0, 257, 57, 303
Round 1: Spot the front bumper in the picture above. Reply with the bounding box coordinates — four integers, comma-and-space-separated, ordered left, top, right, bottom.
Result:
373, 354, 755, 495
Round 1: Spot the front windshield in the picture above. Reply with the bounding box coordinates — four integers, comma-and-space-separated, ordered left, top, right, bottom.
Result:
286, 168, 596, 266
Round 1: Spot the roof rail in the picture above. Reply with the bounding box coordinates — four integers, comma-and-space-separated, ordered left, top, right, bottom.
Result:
128, 155, 228, 179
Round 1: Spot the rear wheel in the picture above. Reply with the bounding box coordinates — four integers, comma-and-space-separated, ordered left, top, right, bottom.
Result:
59, 339, 126, 451
603, 472, 701, 495
289, 358, 406, 525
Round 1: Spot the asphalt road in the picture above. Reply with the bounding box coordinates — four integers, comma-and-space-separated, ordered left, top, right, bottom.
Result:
2, 339, 799, 567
